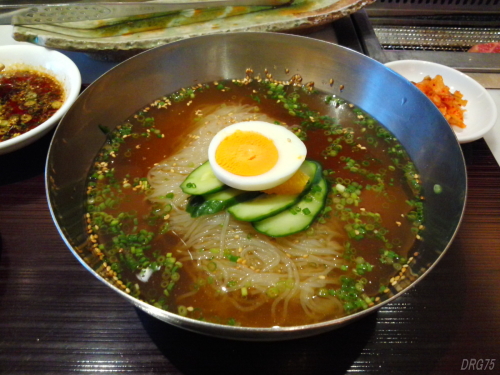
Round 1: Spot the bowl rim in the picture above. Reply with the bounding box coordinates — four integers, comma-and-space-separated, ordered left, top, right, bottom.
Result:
384, 59, 498, 143
0, 44, 81, 154
46, 32, 467, 340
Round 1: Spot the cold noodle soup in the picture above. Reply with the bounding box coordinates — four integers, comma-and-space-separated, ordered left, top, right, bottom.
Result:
84, 71, 424, 328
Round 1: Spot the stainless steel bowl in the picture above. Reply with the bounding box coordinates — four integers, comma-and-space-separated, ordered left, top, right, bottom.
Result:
46, 32, 467, 341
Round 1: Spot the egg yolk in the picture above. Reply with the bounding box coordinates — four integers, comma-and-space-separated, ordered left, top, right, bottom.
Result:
215, 130, 279, 176
263, 169, 310, 195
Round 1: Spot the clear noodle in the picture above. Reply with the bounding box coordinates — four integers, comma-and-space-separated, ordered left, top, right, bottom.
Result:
147, 103, 347, 323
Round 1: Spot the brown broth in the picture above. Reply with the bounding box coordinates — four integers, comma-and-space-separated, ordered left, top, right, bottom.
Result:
86, 78, 424, 327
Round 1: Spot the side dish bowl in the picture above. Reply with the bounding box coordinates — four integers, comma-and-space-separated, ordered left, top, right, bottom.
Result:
0, 44, 81, 155
385, 59, 497, 144
46, 33, 467, 341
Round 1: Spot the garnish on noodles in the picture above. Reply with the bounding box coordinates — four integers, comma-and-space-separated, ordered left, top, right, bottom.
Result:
84, 71, 426, 327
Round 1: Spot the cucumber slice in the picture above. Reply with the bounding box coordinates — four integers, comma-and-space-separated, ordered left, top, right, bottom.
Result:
180, 161, 225, 195
187, 188, 260, 218
228, 194, 298, 222
253, 177, 328, 237
228, 160, 321, 222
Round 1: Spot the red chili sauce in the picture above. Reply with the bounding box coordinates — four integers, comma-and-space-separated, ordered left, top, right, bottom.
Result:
0, 68, 65, 142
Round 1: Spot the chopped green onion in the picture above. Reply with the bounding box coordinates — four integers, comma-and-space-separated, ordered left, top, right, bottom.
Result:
433, 184, 443, 194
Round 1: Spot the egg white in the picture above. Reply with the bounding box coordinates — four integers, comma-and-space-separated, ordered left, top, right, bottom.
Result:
208, 121, 307, 191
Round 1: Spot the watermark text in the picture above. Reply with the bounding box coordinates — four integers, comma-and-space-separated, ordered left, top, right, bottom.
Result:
461, 359, 496, 371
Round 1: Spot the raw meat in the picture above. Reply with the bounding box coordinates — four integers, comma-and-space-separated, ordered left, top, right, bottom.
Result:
468, 42, 500, 53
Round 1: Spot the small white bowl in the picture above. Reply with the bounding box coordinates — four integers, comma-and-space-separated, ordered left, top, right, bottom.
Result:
385, 60, 497, 143
0, 44, 81, 154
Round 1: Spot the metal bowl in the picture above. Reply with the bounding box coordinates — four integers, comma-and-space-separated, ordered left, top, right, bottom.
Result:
46, 32, 467, 341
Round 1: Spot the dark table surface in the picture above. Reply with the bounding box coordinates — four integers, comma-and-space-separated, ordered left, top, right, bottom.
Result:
1, 49, 500, 375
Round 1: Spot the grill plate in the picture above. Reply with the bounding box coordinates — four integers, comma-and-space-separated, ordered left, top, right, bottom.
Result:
352, 1, 500, 73
373, 26, 500, 52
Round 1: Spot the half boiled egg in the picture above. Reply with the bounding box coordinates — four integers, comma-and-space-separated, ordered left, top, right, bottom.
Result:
208, 121, 307, 191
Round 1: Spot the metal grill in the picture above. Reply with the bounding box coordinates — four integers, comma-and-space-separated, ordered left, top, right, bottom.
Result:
374, 0, 500, 5
351, 1, 500, 72
365, 0, 500, 52
367, 0, 500, 15
373, 26, 500, 52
